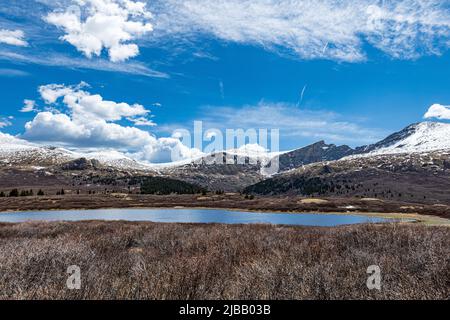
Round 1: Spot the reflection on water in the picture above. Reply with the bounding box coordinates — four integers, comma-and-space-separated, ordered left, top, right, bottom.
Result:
0, 208, 397, 227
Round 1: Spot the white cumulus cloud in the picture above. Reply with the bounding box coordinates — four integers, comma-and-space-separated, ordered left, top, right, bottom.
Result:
0, 29, 28, 46
424, 104, 450, 120
38, 82, 151, 122
20, 100, 38, 113
22, 83, 201, 163
45, 0, 154, 62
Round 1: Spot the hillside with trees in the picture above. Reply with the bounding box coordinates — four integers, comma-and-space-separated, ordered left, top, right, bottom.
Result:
140, 177, 206, 195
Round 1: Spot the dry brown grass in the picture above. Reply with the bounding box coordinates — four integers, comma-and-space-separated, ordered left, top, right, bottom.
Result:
0, 221, 448, 300
298, 199, 330, 204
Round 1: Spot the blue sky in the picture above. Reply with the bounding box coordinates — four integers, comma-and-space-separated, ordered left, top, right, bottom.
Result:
1, 0, 450, 163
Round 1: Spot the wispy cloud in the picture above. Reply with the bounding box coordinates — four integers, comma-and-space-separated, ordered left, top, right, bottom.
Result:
189, 101, 386, 147
0, 116, 13, 128
297, 85, 307, 107
0, 50, 168, 78
152, 0, 450, 62
192, 51, 219, 61
0, 1, 167, 77
0, 68, 30, 77
0, 29, 28, 46
219, 80, 224, 99
2, 0, 449, 75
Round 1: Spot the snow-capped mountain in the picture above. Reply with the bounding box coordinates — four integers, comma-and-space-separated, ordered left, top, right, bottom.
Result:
353, 122, 450, 157
245, 122, 450, 202
0, 132, 34, 151
262, 121, 450, 174
150, 144, 280, 171
0, 132, 75, 167
0, 132, 279, 175
0, 132, 151, 170
226, 144, 283, 160
3, 121, 450, 169
80, 150, 154, 171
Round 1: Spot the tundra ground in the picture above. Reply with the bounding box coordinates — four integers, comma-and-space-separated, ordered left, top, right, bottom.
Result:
0, 221, 448, 300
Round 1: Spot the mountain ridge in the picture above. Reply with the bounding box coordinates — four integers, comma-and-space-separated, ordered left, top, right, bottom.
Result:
2, 121, 450, 171
243, 121, 450, 203
352, 121, 450, 156
2, 121, 450, 194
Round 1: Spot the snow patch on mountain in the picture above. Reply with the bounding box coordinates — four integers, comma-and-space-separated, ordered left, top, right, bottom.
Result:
0, 132, 281, 171
350, 122, 450, 157
3, 122, 450, 171
0, 132, 148, 169
81, 150, 154, 170
0, 132, 36, 152
227, 144, 284, 160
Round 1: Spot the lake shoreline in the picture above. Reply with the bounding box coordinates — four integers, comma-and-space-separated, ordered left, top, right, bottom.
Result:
0, 205, 448, 227
0, 194, 449, 226
0, 207, 409, 227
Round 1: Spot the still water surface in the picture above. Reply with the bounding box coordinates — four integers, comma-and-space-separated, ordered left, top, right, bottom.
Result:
0, 208, 396, 227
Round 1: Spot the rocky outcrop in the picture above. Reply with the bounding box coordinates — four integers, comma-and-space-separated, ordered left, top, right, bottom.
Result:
275, 141, 355, 172
60, 158, 101, 171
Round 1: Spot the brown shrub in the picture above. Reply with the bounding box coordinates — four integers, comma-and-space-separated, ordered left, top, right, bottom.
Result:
0, 221, 448, 300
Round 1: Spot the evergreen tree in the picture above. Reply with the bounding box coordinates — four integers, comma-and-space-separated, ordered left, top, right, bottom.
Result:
140, 177, 206, 195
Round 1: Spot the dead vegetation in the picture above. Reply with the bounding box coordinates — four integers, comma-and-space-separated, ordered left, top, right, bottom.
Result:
0, 221, 448, 300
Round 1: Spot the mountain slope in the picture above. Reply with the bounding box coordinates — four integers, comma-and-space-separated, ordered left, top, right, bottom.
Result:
354, 122, 450, 156
245, 122, 450, 204
276, 141, 354, 172
268, 122, 450, 173
245, 150, 450, 204
159, 151, 266, 192
2, 121, 450, 195
0, 132, 154, 171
